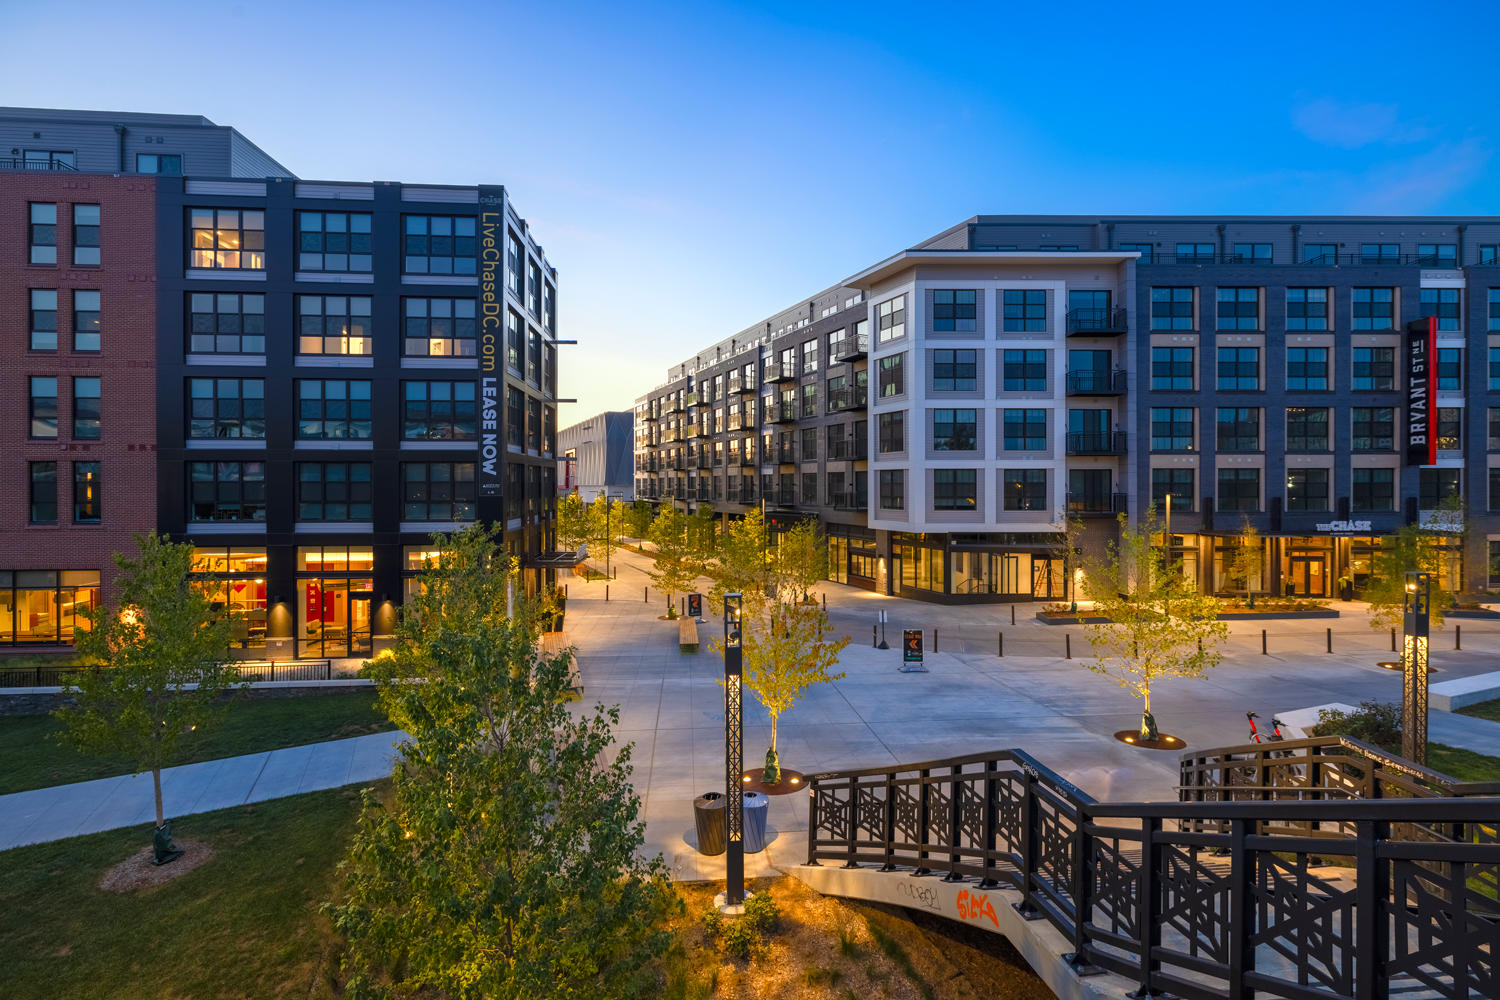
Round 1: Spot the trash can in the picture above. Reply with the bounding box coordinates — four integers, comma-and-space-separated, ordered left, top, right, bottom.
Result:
693, 792, 727, 856
742, 791, 769, 854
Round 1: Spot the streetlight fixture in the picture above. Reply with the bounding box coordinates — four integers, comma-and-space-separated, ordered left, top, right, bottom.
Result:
722, 593, 745, 908
1401, 572, 1431, 765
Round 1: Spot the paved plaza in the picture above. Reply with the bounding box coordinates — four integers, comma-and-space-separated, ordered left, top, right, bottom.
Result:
566, 545, 1500, 880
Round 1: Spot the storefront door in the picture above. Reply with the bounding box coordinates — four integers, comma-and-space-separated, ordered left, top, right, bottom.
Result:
349, 593, 373, 657
1286, 554, 1327, 597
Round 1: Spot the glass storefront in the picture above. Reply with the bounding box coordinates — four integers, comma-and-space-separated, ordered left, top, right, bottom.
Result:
191, 547, 268, 649
826, 526, 877, 585
0, 570, 100, 644
298, 546, 375, 658
950, 551, 1062, 597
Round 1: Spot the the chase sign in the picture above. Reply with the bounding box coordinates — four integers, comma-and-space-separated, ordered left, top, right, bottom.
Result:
1314, 520, 1372, 534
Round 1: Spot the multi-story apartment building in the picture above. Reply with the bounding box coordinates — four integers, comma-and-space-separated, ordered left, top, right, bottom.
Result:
1, 109, 561, 656
635, 215, 1500, 604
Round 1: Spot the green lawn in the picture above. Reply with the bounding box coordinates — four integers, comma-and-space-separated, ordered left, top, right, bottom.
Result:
1457, 697, 1500, 724
0, 784, 367, 1000
1426, 743, 1500, 784
0, 690, 395, 795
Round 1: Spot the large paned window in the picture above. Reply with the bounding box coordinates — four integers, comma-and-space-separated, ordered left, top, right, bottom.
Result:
403, 297, 476, 356
1286, 288, 1328, 330
506, 309, 524, 369
136, 153, 181, 174
189, 208, 265, 269
29, 203, 57, 264
1418, 243, 1457, 267
0, 570, 100, 646
189, 461, 266, 521
934, 469, 977, 510
1003, 289, 1046, 331
1217, 468, 1261, 512
1437, 407, 1462, 451
1003, 469, 1047, 511
403, 215, 476, 275
73, 462, 100, 523
1286, 469, 1330, 511
72, 205, 100, 266
527, 260, 542, 315
878, 469, 904, 510
878, 353, 905, 397
1177, 242, 1215, 261
932, 408, 978, 451
1151, 287, 1195, 330
1352, 288, 1394, 330
1232, 242, 1272, 264
29, 462, 56, 524
297, 463, 373, 521
1438, 348, 1462, 390
1119, 242, 1153, 263
297, 212, 372, 272
506, 387, 524, 446
298, 295, 372, 355
188, 378, 265, 439
877, 296, 906, 343
1151, 469, 1194, 511
72, 291, 100, 351
932, 290, 976, 331
1151, 346, 1194, 390
1216, 287, 1261, 330
1302, 243, 1337, 265
1489, 289, 1500, 331
29, 289, 57, 350
1151, 407, 1194, 451
1003, 349, 1047, 391
1421, 288, 1461, 332
190, 292, 265, 354
1002, 408, 1046, 451
30, 377, 57, 438
1352, 469, 1395, 512
296, 379, 372, 440
1353, 347, 1395, 390
877, 411, 904, 453
1419, 468, 1460, 509
1361, 244, 1400, 265
402, 462, 477, 521
1216, 347, 1259, 390
932, 349, 977, 391
72, 377, 100, 440
1285, 407, 1329, 451
1216, 407, 1260, 452
1352, 408, 1395, 451
403, 381, 476, 439
1286, 347, 1329, 390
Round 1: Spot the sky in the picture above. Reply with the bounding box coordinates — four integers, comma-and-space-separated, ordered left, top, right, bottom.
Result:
4, 0, 1498, 427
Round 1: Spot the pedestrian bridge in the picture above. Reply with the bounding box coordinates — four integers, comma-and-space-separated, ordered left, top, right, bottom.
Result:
791, 740, 1499, 1000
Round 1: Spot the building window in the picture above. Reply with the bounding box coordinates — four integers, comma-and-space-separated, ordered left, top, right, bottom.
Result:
1232, 242, 1273, 264
29, 377, 57, 438
72, 463, 100, 523
1481, 246, 1499, 265
1002, 408, 1046, 451
1151, 407, 1194, 451
188, 378, 264, 439
1152, 469, 1194, 511
1352, 468, 1395, 512
877, 411, 904, 453
1216, 347, 1259, 390
527, 398, 543, 451
1419, 468, 1460, 509
1150, 286, 1195, 331
527, 329, 543, 384
136, 153, 181, 174
403, 381, 477, 440
294, 294, 372, 355
800, 382, 817, 417
297, 463, 373, 521
1217, 468, 1260, 512
1361, 243, 1400, 265
1353, 347, 1395, 390
402, 297, 476, 357
402, 462, 476, 521
802, 339, 819, 373
188, 293, 264, 354
67, 290, 100, 351
1491, 469, 1500, 512
877, 296, 906, 343
506, 388, 524, 446
296, 380, 372, 440
933, 290, 976, 332
189, 461, 266, 522
878, 353, 905, 397
1302, 243, 1337, 265
544, 283, 556, 333
72, 377, 101, 440
1437, 348, 1462, 391
1285, 469, 1330, 512
297, 212, 373, 272
1286, 347, 1329, 391
189, 208, 265, 269
29, 289, 57, 350
1177, 242, 1215, 262
1285, 407, 1329, 451
878, 469, 904, 510
29, 203, 56, 264
1068, 469, 1113, 512
1119, 242, 1153, 263
1352, 408, 1395, 452
1150, 346, 1194, 391
1003, 469, 1047, 511
1216, 287, 1260, 330
1352, 288, 1394, 330
403, 215, 476, 275
933, 408, 978, 451
1286, 288, 1328, 330
1003, 289, 1046, 332
932, 349, 977, 391
72, 205, 100, 266
1490, 409, 1500, 451
1490, 289, 1500, 331
29, 462, 56, 524
0, 569, 100, 645
1437, 407, 1462, 451
1003, 349, 1047, 391
1421, 288, 1461, 332
1216, 407, 1260, 452
505, 309, 524, 369
934, 469, 977, 510
527, 260, 542, 316
1417, 243, 1457, 267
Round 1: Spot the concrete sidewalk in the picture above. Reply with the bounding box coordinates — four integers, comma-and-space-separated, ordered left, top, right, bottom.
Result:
0, 730, 403, 852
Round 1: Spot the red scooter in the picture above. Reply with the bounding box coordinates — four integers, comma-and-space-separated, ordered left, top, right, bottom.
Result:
1246, 711, 1286, 743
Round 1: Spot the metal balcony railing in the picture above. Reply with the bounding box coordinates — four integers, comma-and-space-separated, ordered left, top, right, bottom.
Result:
0, 157, 78, 172
832, 332, 870, 362
1065, 431, 1128, 456
766, 361, 797, 383
1066, 491, 1128, 515
831, 439, 869, 461
827, 388, 868, 412
831, 491, 868, 511
1065, 306, 1128, 335
1065, 369, 1127, 395
774, 444, 796, 465
770, 402, 797, 423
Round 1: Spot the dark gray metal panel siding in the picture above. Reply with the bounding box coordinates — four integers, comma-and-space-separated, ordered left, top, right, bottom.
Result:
228, 131, 296, 178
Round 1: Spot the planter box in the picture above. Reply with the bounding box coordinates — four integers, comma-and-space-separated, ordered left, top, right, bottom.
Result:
1447, 607, 1500, 620
1037, 607, 1340, 624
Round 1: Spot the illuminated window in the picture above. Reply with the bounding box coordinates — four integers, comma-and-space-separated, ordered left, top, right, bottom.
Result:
73, 462, 101, 522
73, 291, 100, 351
189, 208, 265, 269
403, 297, 476, 356
298, 295, 372, 355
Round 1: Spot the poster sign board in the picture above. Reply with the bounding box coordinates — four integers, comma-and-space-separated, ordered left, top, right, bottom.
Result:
688, 593, 703, 619
901, 629, 926, 672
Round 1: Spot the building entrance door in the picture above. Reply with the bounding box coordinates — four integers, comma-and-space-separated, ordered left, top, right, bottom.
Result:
1286, 555, 1327, 597
349, 593, 374, 657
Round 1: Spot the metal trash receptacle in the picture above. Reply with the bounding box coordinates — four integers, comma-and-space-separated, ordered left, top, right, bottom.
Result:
693, 792, 726, 856
742, 791, 769, 853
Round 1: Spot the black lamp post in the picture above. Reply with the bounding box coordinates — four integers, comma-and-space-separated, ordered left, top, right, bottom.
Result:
723, 593, 744, 907
1401, 571, 1431, 765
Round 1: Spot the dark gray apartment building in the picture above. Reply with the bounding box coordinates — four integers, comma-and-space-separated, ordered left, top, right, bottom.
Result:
634, 215, 1500, 604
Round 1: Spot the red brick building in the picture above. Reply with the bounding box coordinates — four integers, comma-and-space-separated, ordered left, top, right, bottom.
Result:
0, 171, 157, 644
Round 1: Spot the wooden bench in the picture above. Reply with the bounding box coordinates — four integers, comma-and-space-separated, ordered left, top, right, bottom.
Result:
678, 617, 700, 653
540, 631, 581, 691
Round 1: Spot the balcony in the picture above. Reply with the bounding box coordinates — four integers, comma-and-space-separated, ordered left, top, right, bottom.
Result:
1066, 492, 1128, 516
696, 452, 714, 470
665, 395, 685, 413
1066, 307, 1128, 336
736, 378, 758, 396
831, 439, 868, 461
694, 484, 711, 502
832, 491, 869, 511
833, 333, 869, 363
766, 362, 797, 384
1065, 369, 1127, 396
727, 483, 759, 504
827, 388, 868, 413
727, 376, 743, 395
642, 410, 658, 422
1066, 431, 1128, 456
770, 485, 797, 506
1, 156, 78, 172
775, 443, 797, 465
736, 450, 757, 467
769, 402, 797, 423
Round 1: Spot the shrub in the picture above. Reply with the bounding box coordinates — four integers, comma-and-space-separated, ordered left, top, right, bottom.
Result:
1312, 700, 1402, 747
700, 890, 779, 961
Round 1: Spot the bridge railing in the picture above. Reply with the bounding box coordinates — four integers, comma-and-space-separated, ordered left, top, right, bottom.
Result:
805, 748, 1500, 1000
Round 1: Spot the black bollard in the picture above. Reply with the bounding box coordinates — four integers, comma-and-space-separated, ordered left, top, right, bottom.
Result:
998, 631, 1003, 657
1010, 605, 1016, 626
1326, 628, 1332, 654
605, 585, 609, 602
1261, 629, 1267, 655
1065, 633, 1071, 659
1456, 625, 1462, 651
873, 624, 878, 648
1391, 628, 1397, 652
934, 628, 938, 653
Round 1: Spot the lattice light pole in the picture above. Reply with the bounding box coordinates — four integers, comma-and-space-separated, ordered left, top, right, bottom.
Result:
723, 593, 745, 907
1401, 571, 1430, 766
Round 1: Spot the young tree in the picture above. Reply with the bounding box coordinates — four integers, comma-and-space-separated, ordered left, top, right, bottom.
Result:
686, 502, 718, 574
1078, 508, 1229, 741
555, 490, 588, 553
1055, 511, 1087, 612
647, 505, 697, 618
622, 500, 654, 542
768, 520, 826, 604
586, 494, 621, 577
334, 525, 673, 999
57, 533, 237, 856
1223, 517, 1263, 608
709, 506, 771, 607
1363, 514, 1463, 631
716, 601, 850, 784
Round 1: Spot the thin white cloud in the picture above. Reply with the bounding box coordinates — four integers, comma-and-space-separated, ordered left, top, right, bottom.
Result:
1292, 98, 1431, 149
1353, 138, 1491, 213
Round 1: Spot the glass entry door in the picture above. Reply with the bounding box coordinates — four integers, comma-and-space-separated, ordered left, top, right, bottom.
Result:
349, 592, 374, 657
1286, 554, 1327, 597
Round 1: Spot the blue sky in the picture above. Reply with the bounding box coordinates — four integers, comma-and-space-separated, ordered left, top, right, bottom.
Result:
5, 0, 1497, 425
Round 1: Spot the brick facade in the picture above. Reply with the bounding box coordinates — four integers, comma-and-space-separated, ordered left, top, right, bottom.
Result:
0, 172, 157, 617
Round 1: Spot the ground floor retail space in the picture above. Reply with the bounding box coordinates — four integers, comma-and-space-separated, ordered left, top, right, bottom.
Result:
1169, 531, 1464, 599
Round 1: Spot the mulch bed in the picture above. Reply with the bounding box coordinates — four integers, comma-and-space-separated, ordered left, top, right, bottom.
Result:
97, 839, 214, 892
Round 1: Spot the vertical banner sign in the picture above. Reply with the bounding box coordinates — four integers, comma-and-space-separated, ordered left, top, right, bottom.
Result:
1405, 316, 1436, 466
478, 185, 505, 501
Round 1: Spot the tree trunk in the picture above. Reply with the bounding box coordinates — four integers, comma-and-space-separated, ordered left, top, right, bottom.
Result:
153, 765, 164, 829
770, 714, 779, 755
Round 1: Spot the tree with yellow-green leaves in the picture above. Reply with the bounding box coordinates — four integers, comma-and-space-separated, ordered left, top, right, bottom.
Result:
768, 520, 826, 604
555, 490, 588, 553
647, 505, 697, 619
